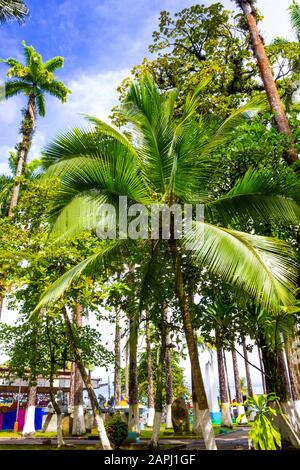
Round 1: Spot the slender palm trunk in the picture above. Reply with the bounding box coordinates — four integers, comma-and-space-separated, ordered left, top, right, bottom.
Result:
127, 265, 139, 433
257, 345, 267, 394
149, 308, 166, 450
22, 385, 37, 436
128, 314, 139, 432
231, 347, 247, 422
125, 340, 129, 399
285, 341, 300, 435
163, 305, 173, 429
169, 238, 217, 450
239, 0, 297, 164
71, 304, 86, 436
49, 364, 65, 448
216, 340, 232, 428
145, 314, 155, 427
114, 305, 121, 407
192, 375, 203, 436
9, 93, 36, 216
62, 307, 111, 449
242, 336, 253, 398
0, 295, 3, 321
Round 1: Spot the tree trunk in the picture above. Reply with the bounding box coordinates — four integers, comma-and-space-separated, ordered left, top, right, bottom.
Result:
258, 334, 300, 447
0, 295, 3, 321
149, 305, 166, 449
114, 305, 121, 407
232, 348, 247, 422
9, 93, 36, 216
125, 340, 129, 399
128, 315, 139, 432
127, 265, 139, 433
242, 336, 254, 398
145, 314, 155, 427
239, 0, 298, 164
22, 385, 37, 437
169, 238, 217, 450
49, 366, 65, 448
163, 305, 173, 429
61, 307, 111, 449
72, 304, 86, 436
216, 341, 232, 428
192, 375, 203, 437
257, 345, 267, 394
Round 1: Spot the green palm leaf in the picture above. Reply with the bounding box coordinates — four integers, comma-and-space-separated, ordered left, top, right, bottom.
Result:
206, 168, 300, 225
184, 222, 297, 310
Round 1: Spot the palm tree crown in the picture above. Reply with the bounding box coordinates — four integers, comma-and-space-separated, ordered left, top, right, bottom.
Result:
37, 77, 300, 311
2, 41, 71, 117
0, 0, 28, 24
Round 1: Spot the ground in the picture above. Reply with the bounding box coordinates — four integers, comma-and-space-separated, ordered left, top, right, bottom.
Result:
0, 426, 250, 450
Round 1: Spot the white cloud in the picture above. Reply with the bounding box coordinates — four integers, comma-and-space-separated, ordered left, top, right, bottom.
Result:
0, 68, 129, 173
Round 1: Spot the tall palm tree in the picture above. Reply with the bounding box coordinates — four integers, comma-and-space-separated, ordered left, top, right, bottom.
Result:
36, 77, 300, 449
233, 0, 298, 164
0, 0, 28, 23
1, 41, 71, 215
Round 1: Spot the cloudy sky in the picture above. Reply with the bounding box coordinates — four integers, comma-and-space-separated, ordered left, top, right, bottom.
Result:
0, 0, 296, 175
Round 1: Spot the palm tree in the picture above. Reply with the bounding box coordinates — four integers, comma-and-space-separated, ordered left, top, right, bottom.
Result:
0, 0, 28, 23
1, 41, 71, 215
233, 0, 298, 164
36, 77, 300, 449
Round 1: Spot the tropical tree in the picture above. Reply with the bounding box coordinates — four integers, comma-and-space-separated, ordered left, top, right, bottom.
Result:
0, 0, 28, 24
36, 77, 300, 449
1, 41, 71, 215
233, 0, 298, 164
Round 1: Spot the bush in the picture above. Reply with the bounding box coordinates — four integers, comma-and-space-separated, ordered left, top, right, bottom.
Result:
105, 413, 128, 449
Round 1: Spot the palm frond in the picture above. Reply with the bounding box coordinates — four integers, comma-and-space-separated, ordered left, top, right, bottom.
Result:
4, 81, 32, 98
184, 222, 297, 310
36, 92, 46, 117
0, 0, 28, 24
43, 57, 64, 73
34, 240, 127, 311
206, 168, 300, 225
83, 115, 141, 164
201, 94, 268, 158
40, 79, 71, 103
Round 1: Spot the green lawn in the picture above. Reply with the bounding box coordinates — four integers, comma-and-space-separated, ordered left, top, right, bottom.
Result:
0, 431, 57, 438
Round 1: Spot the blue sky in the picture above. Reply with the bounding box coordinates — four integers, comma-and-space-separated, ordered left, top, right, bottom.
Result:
0, 0, 296, 174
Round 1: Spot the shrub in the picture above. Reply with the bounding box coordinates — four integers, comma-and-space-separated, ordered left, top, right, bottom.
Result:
105, 413, 128, 449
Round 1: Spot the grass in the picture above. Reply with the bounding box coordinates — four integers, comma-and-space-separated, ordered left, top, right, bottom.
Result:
0, 444, 98, 450
0, 431, 57, 438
